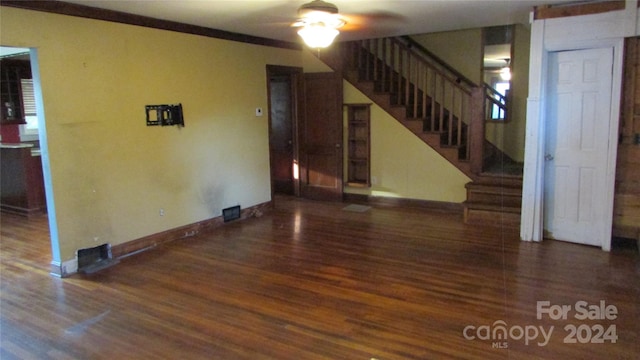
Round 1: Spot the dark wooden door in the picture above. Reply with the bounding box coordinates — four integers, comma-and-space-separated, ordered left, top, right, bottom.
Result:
300, 72, 343, 201
269, 74, 295, 195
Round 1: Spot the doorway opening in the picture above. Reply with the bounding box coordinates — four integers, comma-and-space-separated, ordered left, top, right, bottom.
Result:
0, 46, 60, 273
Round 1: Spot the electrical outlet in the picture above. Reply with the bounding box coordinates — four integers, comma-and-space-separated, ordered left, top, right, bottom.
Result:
371, 176, 378, 185
255, 107, 263, 116
159, 208, 164, 216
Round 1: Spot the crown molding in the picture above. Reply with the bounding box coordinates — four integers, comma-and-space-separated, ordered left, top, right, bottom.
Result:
1, 0, 302, 51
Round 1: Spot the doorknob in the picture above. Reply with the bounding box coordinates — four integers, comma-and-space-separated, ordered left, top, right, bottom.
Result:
336, 143, 341, 148
545, 154, 554, 161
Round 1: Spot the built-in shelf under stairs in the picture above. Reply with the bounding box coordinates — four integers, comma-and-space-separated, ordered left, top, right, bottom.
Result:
319, 37, 523, 227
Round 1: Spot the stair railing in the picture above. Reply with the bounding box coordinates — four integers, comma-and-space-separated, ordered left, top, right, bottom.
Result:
341, 37, 476, 161
483, 83, 509, 121
336, 36, 516, 176
398, 36, 478, 90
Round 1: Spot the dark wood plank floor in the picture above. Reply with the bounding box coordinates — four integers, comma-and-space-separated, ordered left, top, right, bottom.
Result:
1, 196, 638, 359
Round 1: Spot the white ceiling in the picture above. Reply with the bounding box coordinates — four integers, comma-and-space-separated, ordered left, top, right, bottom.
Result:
64, 0, 576, 44
0, 47, 30, 58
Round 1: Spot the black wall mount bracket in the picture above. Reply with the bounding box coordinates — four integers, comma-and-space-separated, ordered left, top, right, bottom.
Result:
146, 104, 184, 127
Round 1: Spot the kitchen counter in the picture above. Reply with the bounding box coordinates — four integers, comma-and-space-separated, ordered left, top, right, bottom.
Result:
0, 142, 41, 156
0, 143, 33, 148
0, 144, 46, 216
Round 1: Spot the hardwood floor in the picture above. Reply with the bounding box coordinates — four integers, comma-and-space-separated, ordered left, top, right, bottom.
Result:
1, 196, 638, 359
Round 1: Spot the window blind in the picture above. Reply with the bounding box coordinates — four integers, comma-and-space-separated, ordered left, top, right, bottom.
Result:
20, 78, 36, 115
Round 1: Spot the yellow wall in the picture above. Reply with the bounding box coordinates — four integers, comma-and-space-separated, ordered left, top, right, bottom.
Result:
0, 7, 498, 265
484, 24, 530, 162
343, 82, 470, 203
300, 48, 471, 202
1, 7, 303, 262
412, 25, 530, 162
301, 49, 333, 72
411, 29, 483, 84
509, 23, 530, 161
302, 49, 470, 202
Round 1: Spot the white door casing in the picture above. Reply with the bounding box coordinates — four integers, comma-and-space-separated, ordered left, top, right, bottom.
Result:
544, 48, 614, 247
520, 0, 640, 251
521, 10, 628, 252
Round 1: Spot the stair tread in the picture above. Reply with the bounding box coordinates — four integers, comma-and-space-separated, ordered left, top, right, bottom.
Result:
465, 183, 523, 194
465, 198, 522, 207
476, 173, 523, 181
468, 177, 523, 188
463, 201, 521, 213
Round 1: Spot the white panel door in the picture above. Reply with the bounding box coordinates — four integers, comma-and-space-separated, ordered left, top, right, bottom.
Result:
544, 48, 613, 247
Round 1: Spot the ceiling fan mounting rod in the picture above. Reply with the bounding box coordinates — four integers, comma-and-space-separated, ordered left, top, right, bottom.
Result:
298, 0, 340, 16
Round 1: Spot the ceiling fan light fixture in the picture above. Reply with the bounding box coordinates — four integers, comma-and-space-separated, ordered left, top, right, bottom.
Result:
500, 66, 511, 81
500, 59, 511, 81
300, 12, 345, 29
298, 0, 339, 17
295, 0, 345, 48
298, 24, 339, 49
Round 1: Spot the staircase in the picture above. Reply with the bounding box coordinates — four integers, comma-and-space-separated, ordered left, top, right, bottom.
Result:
322, 37, 479, 178
463, 175, 522, 228
319, 37, 522, 226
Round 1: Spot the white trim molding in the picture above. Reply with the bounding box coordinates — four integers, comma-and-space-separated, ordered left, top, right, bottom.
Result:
522, 4, 637, 251
50, 258, 78, 278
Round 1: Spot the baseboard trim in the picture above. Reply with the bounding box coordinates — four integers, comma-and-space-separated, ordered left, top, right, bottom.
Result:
111, 201, 273, 259
50, 258, 78, 278
54, 201, 272, 277
1, 204, 46, 218
343, 193, 463, 213
613, 225, 640, 241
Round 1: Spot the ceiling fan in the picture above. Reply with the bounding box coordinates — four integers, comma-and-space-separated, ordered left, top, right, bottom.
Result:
291, 0, 347, 48
260, 0, 404, 48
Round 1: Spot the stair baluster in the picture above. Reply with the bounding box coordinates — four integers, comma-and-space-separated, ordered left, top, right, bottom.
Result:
318, 37, 522, 227
325, 37, 496, 178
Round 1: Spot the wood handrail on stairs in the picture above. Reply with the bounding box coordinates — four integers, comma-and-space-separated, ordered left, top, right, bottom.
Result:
483, 82, 509, 121
399, 36, 478, 90
397, 38, 510, 125
323, 36, 510, 178
339, 38, 478, 168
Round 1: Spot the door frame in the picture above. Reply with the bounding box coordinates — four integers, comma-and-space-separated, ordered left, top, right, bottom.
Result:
543, 47, 614, 246
521, 18, 624, 251
266, 65, 303, 198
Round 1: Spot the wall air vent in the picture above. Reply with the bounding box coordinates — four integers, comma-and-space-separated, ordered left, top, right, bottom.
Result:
77, 243, 119, 274
223, 205, 241, 222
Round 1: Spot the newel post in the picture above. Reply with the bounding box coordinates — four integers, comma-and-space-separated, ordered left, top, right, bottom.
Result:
469, 86, 485, 175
